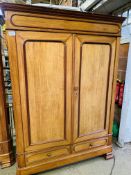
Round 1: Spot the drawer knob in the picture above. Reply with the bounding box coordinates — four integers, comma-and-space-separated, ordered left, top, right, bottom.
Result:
74, 87, 79, 96
47, 153, 52, 157
90, 143, 93, 147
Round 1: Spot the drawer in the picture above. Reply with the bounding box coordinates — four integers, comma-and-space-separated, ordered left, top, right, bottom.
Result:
73, 139, 107, 152
25, 147, 70, 165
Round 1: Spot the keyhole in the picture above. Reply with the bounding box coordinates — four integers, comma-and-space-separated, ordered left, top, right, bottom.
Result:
74, 87, 79, 96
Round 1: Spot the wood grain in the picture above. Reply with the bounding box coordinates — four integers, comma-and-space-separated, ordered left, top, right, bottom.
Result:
25, 146, 70, 166
10, 14, 120, 34
73, 138, 108, 152
6, 32, 26, 167
3, 11, 122, 37
15, 31, 72, 152
79, 44, 110, 136
16, 145, 112, 175
26, 41, 65, 145
0, 3, 125, 23
4, 4, 122, 174
73, 35, 116, 143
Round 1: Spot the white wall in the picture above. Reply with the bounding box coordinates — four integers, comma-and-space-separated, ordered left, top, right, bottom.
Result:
118, 24, 131, 146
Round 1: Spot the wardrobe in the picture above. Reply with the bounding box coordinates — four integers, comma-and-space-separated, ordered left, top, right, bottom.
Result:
0, 3, 124, 175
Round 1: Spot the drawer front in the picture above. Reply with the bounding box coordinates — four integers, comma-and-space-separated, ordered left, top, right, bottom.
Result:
26, 147, 70, 165
73, 139, 107, 152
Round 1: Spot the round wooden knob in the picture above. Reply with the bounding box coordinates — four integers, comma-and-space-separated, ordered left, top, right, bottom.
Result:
90, 143, 93, 147
47, 153, 52, 157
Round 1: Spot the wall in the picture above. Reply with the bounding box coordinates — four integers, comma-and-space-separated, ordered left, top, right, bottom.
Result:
118, 44, 129, 81
118, 24, 131, 146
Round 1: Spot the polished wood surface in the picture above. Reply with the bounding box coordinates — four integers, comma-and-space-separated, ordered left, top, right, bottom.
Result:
73, 35, 116, 144
73, 137, 108, 152
1, 3, 123, 175
26, 41, 65, 145
0, 3, 125, 23
4, 11, 122, 37
80, 44, 109, 135
25, 146, 70, 166
6, 31, 26, 167
15, 31, 72, 151
5, 11, 120, 35
16, 146, 112, 175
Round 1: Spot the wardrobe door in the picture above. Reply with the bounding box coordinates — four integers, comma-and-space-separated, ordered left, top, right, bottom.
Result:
14, 31, 72, 152
73, 35, 116, 143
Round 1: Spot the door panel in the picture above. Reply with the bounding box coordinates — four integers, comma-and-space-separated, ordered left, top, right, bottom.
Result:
79, 44, 110, 136
16, 32, 72, 151
26, 41, 65, 145
73, 35, 116, 143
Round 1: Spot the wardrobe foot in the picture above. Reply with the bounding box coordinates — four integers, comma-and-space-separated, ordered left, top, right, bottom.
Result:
105, 152, 113, 160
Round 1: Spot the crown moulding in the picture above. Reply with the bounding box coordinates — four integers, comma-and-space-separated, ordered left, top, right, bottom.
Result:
0, 2, 125, 23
